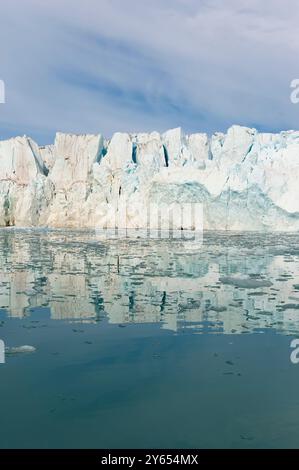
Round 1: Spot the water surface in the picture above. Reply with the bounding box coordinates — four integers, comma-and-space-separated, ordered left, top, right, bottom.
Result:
0, 229, 299, 448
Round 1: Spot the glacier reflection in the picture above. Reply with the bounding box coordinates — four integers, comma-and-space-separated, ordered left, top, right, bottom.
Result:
0, 229, 298, 335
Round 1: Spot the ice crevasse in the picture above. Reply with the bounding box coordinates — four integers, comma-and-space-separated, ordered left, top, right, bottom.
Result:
0, 125, 299, 231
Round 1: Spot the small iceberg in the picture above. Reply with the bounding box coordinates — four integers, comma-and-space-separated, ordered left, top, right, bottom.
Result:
6, 345, 36, 354
207, 305, 227, 312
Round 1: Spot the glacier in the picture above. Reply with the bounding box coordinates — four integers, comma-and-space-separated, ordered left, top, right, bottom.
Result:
0, 125, 299, 231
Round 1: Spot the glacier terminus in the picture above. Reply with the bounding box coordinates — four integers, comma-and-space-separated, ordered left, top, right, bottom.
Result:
0, 125, 298, 231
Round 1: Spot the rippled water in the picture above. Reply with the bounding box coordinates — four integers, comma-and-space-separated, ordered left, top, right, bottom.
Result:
0, 229, 299, 448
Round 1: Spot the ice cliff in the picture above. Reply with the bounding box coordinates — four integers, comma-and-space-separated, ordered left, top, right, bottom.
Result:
0, 125, 299, 231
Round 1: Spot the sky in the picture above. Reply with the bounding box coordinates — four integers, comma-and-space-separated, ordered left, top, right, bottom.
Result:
0, 0, 299, 145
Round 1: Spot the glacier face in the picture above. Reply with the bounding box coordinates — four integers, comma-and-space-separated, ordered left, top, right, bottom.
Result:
0, 125, 299, 231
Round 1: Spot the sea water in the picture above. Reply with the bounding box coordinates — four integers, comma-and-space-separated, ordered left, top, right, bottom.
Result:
0, 229, 298, 448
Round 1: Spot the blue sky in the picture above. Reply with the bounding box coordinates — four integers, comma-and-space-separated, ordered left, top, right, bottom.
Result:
0, 0, 298, 144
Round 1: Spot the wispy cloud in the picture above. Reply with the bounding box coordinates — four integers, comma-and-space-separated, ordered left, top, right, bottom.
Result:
0, 0, 298, 144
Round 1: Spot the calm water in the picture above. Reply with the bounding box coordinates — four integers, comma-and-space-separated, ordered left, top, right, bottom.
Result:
0, 229, 299, 448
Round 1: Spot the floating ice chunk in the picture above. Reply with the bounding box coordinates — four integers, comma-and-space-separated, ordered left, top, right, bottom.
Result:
219, 276, 273, 289
277, 303, 299, 311
207, 305, 227, 312
6, 345, 36, 354
178, 300, 201, 311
